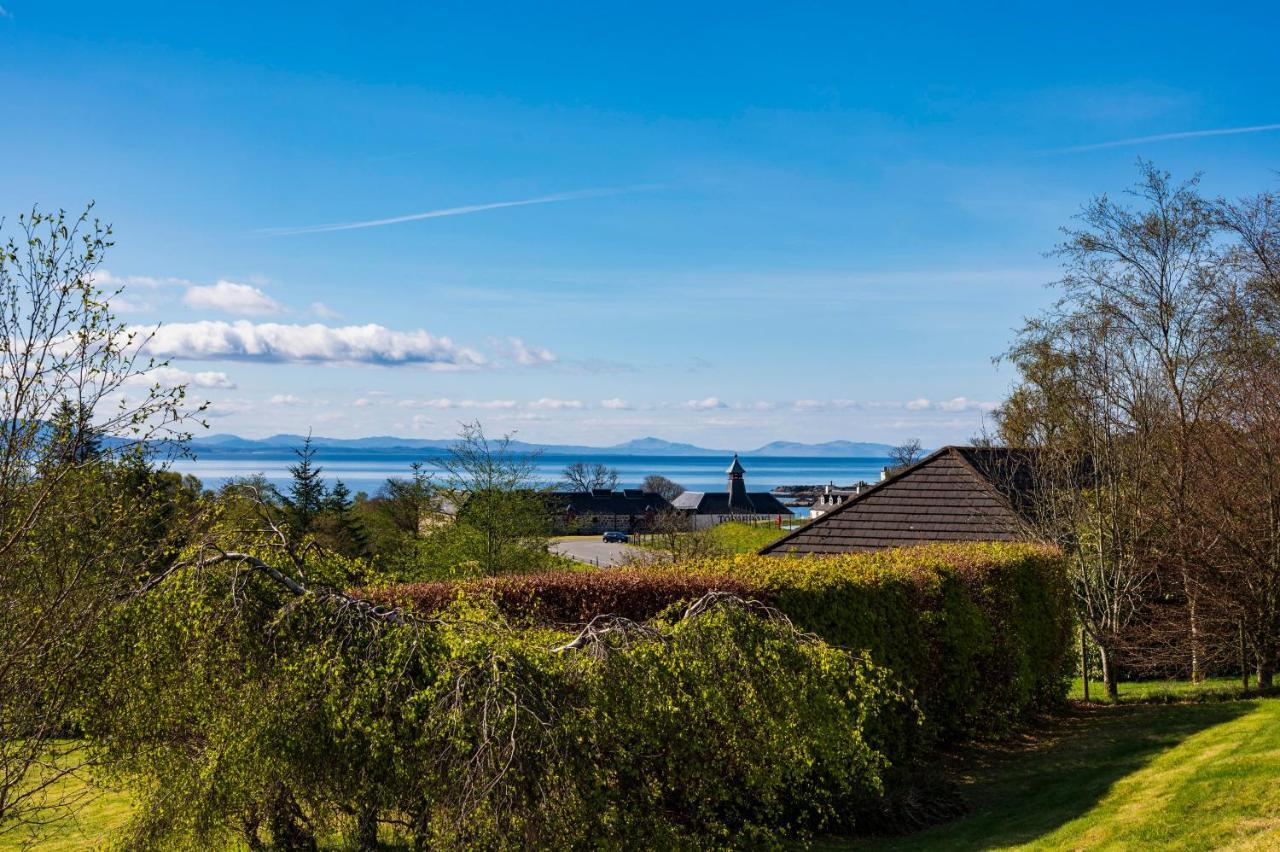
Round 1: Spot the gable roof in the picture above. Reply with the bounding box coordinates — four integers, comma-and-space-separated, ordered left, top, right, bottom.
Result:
759, 446, 1039, 555
671, 490, 793, 516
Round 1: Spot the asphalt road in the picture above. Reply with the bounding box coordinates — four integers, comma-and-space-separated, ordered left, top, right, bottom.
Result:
550, 537, 640, 568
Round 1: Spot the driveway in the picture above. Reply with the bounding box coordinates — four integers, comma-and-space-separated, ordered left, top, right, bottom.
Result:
550, 537, 640, 568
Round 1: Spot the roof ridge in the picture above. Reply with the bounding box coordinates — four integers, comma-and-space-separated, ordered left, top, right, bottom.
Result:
759, 445, 954, 554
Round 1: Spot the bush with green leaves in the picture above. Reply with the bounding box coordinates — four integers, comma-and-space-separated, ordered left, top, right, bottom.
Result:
648, 542, 1073, 745
76, 554, 902, 849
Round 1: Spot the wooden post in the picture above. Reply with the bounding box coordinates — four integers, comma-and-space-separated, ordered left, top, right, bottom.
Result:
1080, 624, 1090, 702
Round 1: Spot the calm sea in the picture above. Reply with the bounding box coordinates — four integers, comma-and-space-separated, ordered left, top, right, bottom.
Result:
169, 449, 890, 496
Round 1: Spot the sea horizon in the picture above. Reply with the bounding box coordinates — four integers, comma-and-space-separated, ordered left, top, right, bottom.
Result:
169, 448, 892, 496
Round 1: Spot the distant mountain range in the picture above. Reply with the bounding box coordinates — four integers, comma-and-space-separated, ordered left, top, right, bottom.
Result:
189, 433, 898, 458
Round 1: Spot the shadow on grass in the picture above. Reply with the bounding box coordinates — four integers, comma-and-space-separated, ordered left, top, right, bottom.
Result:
850, 700, 1253, 851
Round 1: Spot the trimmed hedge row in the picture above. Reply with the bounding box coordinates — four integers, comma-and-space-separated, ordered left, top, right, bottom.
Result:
647, 542, 1073, 742
367, 543, 1072, 744
357, 569, 753, 624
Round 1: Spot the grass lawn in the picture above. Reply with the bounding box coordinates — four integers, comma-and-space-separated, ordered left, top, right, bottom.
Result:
847, 697, 1280, 850
11, 698, 1280, 848
633, 520, 791, 555
702, 521, 791, 553
0, 761, 134, 852
1069, 675, 1259, 704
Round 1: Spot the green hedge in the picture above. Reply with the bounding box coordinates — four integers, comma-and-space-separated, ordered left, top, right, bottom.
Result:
356, 569, 753, 624
645, 542, 1072, 744
78, 567, 903, 848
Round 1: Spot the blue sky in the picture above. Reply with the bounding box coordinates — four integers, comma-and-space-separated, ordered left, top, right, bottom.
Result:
2, 2, 1277, 447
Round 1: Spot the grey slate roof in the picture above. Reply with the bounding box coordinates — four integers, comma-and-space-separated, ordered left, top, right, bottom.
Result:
759, 446, 1039, 555
672, 490, 793, 516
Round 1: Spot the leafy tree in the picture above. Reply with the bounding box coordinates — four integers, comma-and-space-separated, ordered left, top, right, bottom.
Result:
428, 422, 553, 577
0, 206, 199, 832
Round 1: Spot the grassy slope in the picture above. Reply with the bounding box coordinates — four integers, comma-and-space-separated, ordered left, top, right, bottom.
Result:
853, 697, 1280, 851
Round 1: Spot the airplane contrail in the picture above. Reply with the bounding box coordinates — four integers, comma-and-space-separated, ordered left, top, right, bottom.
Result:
1054, 123, 1280, 154
257, 185, 658, 236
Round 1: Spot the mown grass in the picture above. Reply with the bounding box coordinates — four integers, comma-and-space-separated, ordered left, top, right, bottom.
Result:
847, 697, 1280, 850
14, 688, 1279, 850
703, 520, 791, 553
0, 756, 133, 852
1069, 675, 1259, 704
633, 520, 791, 555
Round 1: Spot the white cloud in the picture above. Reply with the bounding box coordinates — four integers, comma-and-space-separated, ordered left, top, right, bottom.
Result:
308, 301, 341, 319
184, 280, 284, 316
269, 394, 306, 406
203, 400, 254, 418
528, 398, 584, 410
405, 398, 519, 410
687, 397, 727, 410
936, 396, 998, 412
126, 366, 237, 389
501, 337, 557, 366
905, 397, 997, 413
90, 269, 189, 291
600, 398, 631, 410
138, 320, 487, 368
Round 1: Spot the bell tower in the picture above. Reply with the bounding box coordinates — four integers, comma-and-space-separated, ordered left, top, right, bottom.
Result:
726, 454, 748, 508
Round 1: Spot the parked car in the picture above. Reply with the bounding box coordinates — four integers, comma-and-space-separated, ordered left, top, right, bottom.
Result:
602, 531, 629, 543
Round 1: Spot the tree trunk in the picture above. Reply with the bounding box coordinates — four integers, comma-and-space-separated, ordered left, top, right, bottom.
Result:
355, 806, 379, 850
1187, 587, 1203, 683
1257, 639, 1276, 689
1099, 642, 1119, 699
1079, 625, 1090, 702
1240, 622, 1250, 690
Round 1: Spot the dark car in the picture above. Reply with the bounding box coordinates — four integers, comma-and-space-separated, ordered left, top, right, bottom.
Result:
602, 531, 629, 543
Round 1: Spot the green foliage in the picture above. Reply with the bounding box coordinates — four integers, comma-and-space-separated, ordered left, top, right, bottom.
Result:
359, 569, 756, 623
75, 560, 900, 848
649, 542, 1073, 745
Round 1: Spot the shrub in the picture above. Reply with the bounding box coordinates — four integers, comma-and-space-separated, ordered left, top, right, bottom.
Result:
357, 569, 754, 624
647, 542, 1072, 744
77, 562, 899, 848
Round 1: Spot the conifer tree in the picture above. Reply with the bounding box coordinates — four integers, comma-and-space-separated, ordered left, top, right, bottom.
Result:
286, 434, 327, 535
324, 478, 369, 557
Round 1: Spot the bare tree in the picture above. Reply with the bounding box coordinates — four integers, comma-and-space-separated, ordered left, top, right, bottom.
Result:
996, 164, 1225, 693
560, 461, 619, 493
0, 207, 200, 831
887, 439, 923, 471
641, 474, 685, 501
